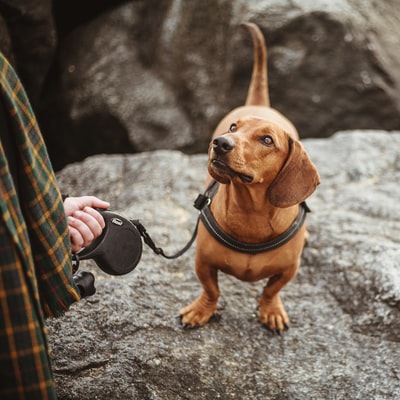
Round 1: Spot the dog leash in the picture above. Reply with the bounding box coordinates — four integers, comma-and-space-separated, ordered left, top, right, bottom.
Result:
131, 181, 218, 259
130, 181, 218, 260
132, 218, 200, 260
133, 179, 309, 258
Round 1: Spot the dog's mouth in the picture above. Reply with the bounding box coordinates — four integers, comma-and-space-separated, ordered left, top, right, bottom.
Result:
210, 159, 253, 183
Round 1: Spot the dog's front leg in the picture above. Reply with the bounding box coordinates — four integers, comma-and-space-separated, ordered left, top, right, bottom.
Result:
180, 262, 219, 328
258, 268, 297, 332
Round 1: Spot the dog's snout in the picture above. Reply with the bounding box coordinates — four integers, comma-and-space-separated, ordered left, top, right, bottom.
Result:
213, 136, 235, 155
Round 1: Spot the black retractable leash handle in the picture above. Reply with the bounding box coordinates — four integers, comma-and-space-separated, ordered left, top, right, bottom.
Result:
72, 208, 201, 297
72, 209, 143, 298
77, 210, 143, 275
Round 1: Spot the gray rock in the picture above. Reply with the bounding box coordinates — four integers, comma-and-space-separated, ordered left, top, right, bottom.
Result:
31, 0, 400, 170
49, 130, 400, 399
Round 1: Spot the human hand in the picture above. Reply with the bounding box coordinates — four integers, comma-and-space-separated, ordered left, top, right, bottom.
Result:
63, 196, 110, 253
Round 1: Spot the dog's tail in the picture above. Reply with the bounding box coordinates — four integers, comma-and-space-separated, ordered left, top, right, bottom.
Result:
241, 22, 270, 107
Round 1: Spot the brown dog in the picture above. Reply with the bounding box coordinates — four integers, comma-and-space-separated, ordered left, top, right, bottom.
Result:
180, 22, 320, 332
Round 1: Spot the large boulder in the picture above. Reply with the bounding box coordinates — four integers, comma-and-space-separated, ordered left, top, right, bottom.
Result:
48, 130, 400, 399
36, 0, 400, 169
1, 0, 400, 168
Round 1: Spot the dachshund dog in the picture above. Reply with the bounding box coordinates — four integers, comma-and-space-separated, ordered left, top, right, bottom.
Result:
180, 22, 320, 332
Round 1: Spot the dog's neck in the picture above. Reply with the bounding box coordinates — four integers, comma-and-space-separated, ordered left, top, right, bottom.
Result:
210, 182, 299, 242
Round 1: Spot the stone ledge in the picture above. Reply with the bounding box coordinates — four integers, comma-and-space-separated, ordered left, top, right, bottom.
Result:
50, 131, 400, 399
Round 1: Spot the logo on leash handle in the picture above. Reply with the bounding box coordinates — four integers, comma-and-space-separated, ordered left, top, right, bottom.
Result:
111, 217, 123, 226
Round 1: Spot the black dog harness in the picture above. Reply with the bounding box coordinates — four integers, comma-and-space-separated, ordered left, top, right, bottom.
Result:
194, 180, 310, 255
134, 180, 310, 259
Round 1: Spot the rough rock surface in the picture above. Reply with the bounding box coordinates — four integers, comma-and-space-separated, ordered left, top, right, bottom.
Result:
48, 131, 400, 399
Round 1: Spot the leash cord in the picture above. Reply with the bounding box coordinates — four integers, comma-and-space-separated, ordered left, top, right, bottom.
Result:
130, 181, 216, 260
131, 218, 200, 259
131, 178, 309, 259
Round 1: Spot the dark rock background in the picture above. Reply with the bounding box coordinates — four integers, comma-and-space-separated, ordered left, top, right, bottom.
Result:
48, 131, 400, 399
1, 0, 400, 169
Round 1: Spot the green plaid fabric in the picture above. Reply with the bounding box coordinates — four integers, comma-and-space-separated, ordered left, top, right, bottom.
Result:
0, 53, 80, 399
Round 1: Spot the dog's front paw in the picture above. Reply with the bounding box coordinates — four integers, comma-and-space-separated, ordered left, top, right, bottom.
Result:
180, 298, 218, 328
259, 296, 289, 333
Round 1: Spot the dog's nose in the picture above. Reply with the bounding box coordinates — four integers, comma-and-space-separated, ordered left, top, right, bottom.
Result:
213, 136, 235, 155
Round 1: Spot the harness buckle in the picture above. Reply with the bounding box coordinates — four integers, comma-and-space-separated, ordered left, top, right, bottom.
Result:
193, 193, 211, 211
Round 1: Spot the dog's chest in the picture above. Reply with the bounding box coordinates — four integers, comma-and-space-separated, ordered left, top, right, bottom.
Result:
215, 249, 285, 282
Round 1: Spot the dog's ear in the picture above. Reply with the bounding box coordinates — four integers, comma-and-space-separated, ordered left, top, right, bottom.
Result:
267, 138, 320, 208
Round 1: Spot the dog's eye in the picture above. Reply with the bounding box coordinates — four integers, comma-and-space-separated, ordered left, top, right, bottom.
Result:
228, 123, 237, 133
260, 135, 274, 146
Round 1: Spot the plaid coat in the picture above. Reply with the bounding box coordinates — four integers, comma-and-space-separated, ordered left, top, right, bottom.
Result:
0, 53, 80, 399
